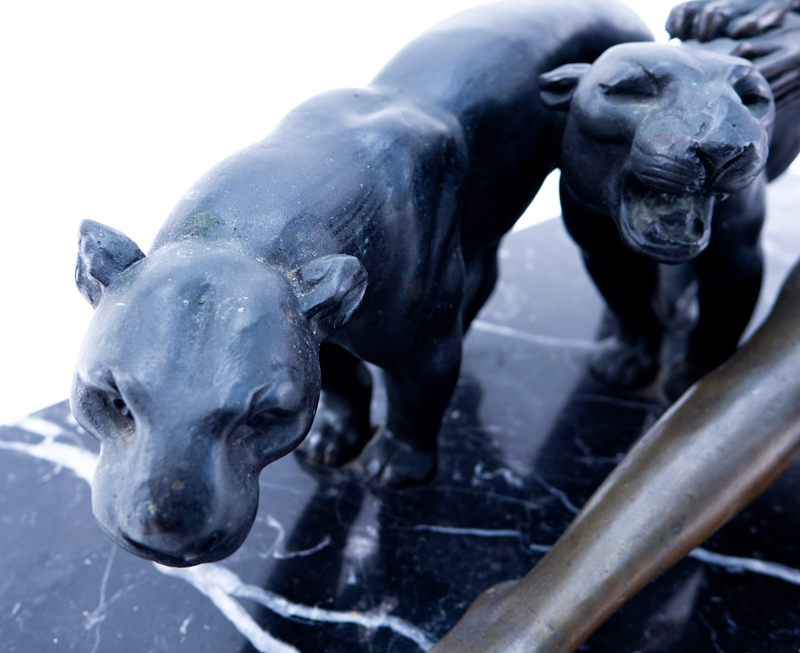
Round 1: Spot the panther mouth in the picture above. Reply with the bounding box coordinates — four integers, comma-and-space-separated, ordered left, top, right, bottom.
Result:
619, 175, 715, 264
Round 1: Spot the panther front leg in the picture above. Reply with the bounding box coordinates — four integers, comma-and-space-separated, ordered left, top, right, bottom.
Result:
298, 343, 374, 465
562, 192, 664, 389
359, 319, 464, 488
665, 182, 766, 399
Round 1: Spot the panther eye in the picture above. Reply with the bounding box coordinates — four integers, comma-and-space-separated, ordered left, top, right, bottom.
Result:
738, 91, 770, 108
111, 396, 131, 419
600, 73, 660, 100
734, 81, 771, 110
105, 382, 135, 435
230, 411, 275, 444
249, 412, 275, 430
78, 387, 135, 440
732, 70, 772, 114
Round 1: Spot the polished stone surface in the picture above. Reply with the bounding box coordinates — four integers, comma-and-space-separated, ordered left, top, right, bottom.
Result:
2, 175, 800, 653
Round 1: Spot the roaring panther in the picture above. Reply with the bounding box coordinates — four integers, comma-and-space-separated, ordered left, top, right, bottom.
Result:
72, 0, 651, 567
540, 11, 800, 397
70, 0, 800, 568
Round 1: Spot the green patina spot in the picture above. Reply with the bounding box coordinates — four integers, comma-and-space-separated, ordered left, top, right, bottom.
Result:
181, 211, 221, 240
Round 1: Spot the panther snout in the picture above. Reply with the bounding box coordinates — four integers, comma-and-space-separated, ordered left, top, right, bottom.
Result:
120, 529, 228, 567
692, 140, 751, 190
182, 531, 225, 563
114, 478, 244, 565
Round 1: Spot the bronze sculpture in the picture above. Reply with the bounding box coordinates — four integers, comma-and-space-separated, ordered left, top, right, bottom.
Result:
71, 0, 652, 566
667, 0, 800, 42
431, 246, 800, 653
70, 0, 800, 572
429, 6, 800, 650
543, 11, 800, 398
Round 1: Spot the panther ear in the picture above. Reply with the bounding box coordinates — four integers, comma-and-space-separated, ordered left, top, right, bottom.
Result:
539, 63, 591, 111
76, 220, 145, 308
293, 255, 368, 342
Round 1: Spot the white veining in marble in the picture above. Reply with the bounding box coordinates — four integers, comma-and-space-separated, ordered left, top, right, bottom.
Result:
14, 416, 64, 438
276, 535, 332, 559
155, 564, 301, 653
84, 545, 123, 653
413, 524, 522, 538
472, 462, 525, 489
179, 614, 193, 636
471, 320, 594, 350
528, 471, 581, 515
260, 515, 332, 560
10, 416, 800, 614
689, 547, 800, 587
159, 562, 436, 651
1, 418, 433, 652
1, 418, 97, 484
412, 525, 554, 555
5, 416, 800, 651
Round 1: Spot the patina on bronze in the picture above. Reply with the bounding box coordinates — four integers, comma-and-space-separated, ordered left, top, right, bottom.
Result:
686, 6, 800, 180
71, 0, 800, 570
431, 8, 800, 651
541, 7, 800, 399
666, 0, 800, 42
431, 255, 800, 653
71, 0, 652, 567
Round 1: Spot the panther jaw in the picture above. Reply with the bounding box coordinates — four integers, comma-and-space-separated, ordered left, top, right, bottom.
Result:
618, 173, 716, 264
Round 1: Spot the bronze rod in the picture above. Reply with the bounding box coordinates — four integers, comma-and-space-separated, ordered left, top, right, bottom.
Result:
432, 258, 800, 653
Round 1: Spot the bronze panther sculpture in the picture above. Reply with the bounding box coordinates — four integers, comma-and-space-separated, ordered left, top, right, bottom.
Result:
71, 0, 800, 567
540, 11, 800, 398
72, 0, 651, 566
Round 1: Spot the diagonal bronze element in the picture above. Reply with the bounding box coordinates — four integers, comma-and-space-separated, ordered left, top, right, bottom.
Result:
432, 257, 800, 653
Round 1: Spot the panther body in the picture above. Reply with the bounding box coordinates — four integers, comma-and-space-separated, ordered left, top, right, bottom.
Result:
71, 0, 651, 566
71, 0, 800, 568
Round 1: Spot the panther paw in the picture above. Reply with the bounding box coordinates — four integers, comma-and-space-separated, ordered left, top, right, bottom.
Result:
589, 337, 659, 389
297, 395, 372, 466
359, 428, 437, 488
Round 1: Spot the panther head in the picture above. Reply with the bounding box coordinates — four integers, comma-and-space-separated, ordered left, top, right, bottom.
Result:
71, 220, 367, 566
541, 43, 774, 263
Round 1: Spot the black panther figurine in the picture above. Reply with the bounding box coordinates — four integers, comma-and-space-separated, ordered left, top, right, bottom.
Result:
71, 0, 651, 566
539, 11, 800, 397
71, 0, 800, 567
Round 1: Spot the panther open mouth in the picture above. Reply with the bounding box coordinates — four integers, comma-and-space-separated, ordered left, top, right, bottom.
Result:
619, 174, 715, 264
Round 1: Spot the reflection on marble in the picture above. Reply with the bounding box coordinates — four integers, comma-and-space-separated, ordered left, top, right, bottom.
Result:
3, 175, 800, 652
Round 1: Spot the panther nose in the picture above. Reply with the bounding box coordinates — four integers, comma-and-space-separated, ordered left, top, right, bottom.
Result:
692, 140, 746, 185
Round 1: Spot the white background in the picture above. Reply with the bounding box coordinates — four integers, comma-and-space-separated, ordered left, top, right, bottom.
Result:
0, 0, 795, 425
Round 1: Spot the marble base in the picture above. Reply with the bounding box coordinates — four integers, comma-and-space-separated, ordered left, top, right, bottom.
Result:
3, 175, 800, 653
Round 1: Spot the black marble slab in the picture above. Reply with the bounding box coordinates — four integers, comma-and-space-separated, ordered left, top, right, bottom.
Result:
3, 175, 800, 653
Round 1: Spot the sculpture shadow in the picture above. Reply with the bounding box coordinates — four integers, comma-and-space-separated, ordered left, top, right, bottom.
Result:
239, 373, 543, 651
